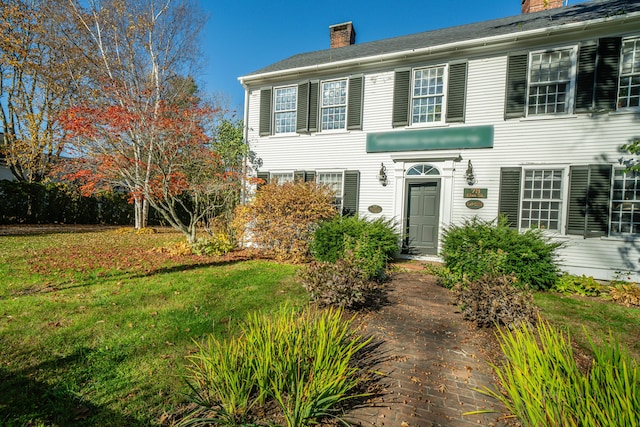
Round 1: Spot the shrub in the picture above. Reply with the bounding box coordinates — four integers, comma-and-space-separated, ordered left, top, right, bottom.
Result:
298, 254, 385, 310
608, 283, 640, 307
423, 263, 463, 289
452, 275, 538, 328
183, 306, 372, 426
310, 216, 400, 280
441, 216, 562, 290
482, 318, 640, 426
551, 273, 605, 297
190, 233, 234, 256
243, 181, 338, 263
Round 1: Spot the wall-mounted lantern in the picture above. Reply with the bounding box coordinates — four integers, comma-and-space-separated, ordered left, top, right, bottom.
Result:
377, 162, 388, 186
465, 160, 476, 185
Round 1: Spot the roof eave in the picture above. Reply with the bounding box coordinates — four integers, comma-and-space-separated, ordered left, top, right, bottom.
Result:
238, 11, 640, 87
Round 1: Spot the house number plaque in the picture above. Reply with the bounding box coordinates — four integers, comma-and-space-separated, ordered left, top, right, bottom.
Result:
463, 188, 488, 198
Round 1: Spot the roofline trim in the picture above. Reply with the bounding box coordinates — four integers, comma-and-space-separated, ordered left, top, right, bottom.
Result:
238, 11, 639, 85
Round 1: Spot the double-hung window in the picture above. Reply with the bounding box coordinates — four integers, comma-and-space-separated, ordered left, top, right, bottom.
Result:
270, 172, 294, 184
321, 80, 347, 131
610, 169, 640, 234
617, 37, 640, 109
527, 48, 576, 115
520, 169, 564, 231
317, 171, 343, 210
273, 86, 297, 134
411, 65, 446, 124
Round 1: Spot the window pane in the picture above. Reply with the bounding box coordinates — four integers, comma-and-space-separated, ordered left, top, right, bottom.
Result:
521, 169, 563, 231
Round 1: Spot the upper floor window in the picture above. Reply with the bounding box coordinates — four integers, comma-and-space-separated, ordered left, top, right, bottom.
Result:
321, 80, 347, 131
527, 48, 576, 115
618, 37, 640, 110
273, 86, 297, 134
411, 66, 446, 124
520, 169, 563, 231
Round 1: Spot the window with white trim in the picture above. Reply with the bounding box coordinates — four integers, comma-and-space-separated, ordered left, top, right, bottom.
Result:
527, 48, 576, 115
411, 65, 446, 124
321, 80, 347, 130
270, 172, 294, 184
520, 169, 563, 231
317, 171, 343, 210
618, 37, 640, 109
610, 169, 640, 234
273, 86, 297, 134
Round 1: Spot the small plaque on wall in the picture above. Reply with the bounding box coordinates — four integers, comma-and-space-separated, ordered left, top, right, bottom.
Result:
368, 205, 383, 214
466, 200, 484, 210
463, 188, 488, 199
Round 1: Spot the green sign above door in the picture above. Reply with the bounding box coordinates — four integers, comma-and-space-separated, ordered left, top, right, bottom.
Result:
366, 125, 494, 153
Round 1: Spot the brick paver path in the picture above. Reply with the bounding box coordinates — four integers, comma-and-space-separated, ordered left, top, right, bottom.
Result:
344, 272, 510, 427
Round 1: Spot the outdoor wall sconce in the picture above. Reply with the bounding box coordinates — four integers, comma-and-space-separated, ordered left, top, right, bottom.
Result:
465, 160, 476, 185
378, 162, 388, 186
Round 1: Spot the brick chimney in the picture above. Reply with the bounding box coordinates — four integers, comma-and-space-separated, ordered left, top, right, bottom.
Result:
522, 0, 564, 13
330, 22, 356, 48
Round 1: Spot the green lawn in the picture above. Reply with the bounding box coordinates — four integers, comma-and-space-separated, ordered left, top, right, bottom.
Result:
534, 291, 640, 360
0, 228, 307, 426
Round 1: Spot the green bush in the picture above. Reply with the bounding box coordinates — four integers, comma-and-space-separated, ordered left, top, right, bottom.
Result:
184, 306, 372, 427
310, 216, 399, 280
441, 216, 561, 290
190, 233, 234, 256
551, 273, 605, 297
298, 253, 385, 310
482, 318, 640, 426
452, 275, 538, 328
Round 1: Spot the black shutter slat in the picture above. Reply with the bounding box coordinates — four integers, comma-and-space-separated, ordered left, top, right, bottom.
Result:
575, 43, 597, 113
446, 62, 467, 123
347, 76, 363, 130
498, 168, 522, 228
505, 54, 528, 119
392, 69, 410, 127
586, 165, 612, 237
308, 82, 319, 133
256, 172, 269, 191
567, 165, 589, 236
296, 82, 310, 133
259, 88, 272, 136
595, 37, 622, 111
342, 171, 360, 216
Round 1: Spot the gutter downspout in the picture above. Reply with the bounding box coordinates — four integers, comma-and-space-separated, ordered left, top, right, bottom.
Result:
240, 86, 250, 205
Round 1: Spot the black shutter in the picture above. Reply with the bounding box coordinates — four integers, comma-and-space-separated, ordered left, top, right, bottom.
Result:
342, 171, 360, 216
498, 168, 522, 228
575, 43, 597, 113
567, 165, 612, 237
594, 37, 622, 111
347, 76, 363, 130
308, 81, 319, 133
294, 171, 305, 182
504, 54, 528, 119
392, 69, 411, 127
446, 62, 467, 123
259, 88, 272, 136
296, 82, 310, 133
304, 171, 315, 182
256, 172, 269, 191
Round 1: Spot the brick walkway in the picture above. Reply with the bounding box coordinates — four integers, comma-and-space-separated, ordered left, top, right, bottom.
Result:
344, 271, 509, 427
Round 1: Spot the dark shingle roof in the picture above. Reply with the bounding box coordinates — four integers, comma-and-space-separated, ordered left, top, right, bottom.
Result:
244, 0, 640, 77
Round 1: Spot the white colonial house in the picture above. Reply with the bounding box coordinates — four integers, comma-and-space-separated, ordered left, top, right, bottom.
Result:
239, 0, 640, 281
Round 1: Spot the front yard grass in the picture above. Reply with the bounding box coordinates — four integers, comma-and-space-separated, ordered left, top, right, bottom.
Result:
534, 291, 640, 360
0, 228, 307, 426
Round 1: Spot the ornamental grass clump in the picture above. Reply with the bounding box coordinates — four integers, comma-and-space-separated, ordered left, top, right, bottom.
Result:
183, 306, 372, 427
481, 318, 640, 426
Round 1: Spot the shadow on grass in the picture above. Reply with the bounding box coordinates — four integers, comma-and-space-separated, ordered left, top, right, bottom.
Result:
0, 349, 147, 427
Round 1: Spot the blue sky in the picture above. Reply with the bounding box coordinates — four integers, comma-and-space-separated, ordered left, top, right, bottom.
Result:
197, 0, 588, 112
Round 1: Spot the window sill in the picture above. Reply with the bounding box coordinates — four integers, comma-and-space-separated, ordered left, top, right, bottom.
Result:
607, 108, 640, 116
266, 133, 301, 139
519, 114, 579, 122
406, 123, 450, 130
